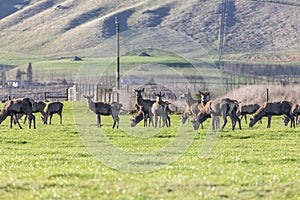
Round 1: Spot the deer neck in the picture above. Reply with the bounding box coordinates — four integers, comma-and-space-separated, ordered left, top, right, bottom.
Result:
87, 100, 96, 112
0, 110, 9, 124
136, 95, 146, 106
186, 95, 196, 106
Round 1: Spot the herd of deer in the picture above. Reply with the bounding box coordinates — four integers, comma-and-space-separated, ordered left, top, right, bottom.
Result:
2, 88, 298, 130
132, 88, 299, 130
0, 98, 63, 129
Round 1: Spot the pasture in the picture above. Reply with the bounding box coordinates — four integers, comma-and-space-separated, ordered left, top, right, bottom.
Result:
0, 101, 299, 199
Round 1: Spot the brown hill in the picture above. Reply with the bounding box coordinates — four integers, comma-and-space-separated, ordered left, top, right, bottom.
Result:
0, 0, 299, 62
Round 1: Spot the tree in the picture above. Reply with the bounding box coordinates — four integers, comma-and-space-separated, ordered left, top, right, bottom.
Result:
16, 69, 23, 81
27, 62, 33, 85
1, 71, 6, 87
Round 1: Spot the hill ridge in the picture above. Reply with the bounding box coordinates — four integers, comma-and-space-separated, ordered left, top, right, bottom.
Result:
0, 0, 299, 62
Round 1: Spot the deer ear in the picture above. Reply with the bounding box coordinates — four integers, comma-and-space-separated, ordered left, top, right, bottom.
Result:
141, 88, 145, 92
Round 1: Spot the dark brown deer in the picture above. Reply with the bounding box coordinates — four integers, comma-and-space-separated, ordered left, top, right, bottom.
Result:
282, 103, 300, 126
41, 102, 64, 124
181, 91, 210, 124
83, 95, 122, 128
0, 98, 36, 129
249, 101, 294, 128
131, 109, 145, 127
236, 103, 260, 124
21, 100, 46, 124
134, 88, 155, 127
191, 98, 241, 131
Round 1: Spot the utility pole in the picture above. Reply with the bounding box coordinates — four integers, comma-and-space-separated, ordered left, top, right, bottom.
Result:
115, 17, 120, 102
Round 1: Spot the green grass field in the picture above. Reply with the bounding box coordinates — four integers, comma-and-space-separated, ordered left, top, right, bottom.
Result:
0, 102, 299, 199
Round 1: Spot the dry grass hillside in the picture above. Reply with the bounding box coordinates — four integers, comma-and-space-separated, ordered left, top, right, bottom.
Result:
0, 0, 299, 62
224, 84, 300, 105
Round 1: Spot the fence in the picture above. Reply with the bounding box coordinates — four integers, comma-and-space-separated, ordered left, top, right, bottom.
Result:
44, 89, 69, 102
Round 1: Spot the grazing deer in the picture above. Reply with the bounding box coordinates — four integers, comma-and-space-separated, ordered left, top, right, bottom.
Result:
0, 98, 36, 129
191, 98, 241, 131
282, 103, 300, 126
131, 109, 145, 127
41, 102, 64, 124
249, 101, 294, 128
20, 100, 46, 124
83, 95, 122, 128
181, 91, 210, 124
236, 103, 260, 124
151, 92, 170, 128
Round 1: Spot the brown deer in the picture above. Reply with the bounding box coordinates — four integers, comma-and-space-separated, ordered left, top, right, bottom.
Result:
83, 95, 122, 128
236, 103, 260, 124
130, 109, 145, 127
181, 91, 210, 124
0, 98, 36, 129
134, 88, 155, 127
20, 100, 46, 124
191, 98, 241, 131
249, 101, 294, 128
282, 103, 300, 126
151, 92, 170, 128
41, 102, 64, 124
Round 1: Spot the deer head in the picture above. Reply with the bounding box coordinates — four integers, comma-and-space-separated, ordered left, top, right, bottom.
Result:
134, 88, 144, 97
199, 91, 210, 104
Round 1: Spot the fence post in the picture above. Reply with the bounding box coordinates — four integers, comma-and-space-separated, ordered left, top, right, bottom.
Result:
266, 88, 269, 102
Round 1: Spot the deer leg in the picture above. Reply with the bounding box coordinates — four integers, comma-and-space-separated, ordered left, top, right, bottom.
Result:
112, 120, 116, 129
221, 116, 227, 131
232, 113, 241, 130
211, 116, 215, 130
244, 114, 247, 124
23, 115, 27, 124
14, 114, 23, 129
27, 114, 36, 129
49, 114, 53, 125
230, 116, 236, 130
142, 111, 147, 127
111, 115, 116, 129
59, 113, 62, 124
96, 114, 101, 128
154, 115, 158, 128
10, 115, 13, 129
289, 114, 295, 128
267, 115, 272, 128
32, 114, 36, 129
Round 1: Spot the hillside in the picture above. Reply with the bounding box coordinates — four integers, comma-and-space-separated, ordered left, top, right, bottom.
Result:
0, 0, 299, 62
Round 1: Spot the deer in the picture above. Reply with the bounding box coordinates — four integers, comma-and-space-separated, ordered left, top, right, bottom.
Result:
181, 91, 210, 124
0, 98, 36, 129
236, 103, 260, 124
41, 102, 64, 124
134, 88, 155, 127
83, 95, 122, 128
16, 100, 46, 124
130, 109, 145, 127
249, 101, 294, 128
151, 92, 170, 128
191, 98, 241, 131
282, 103, 300, 126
